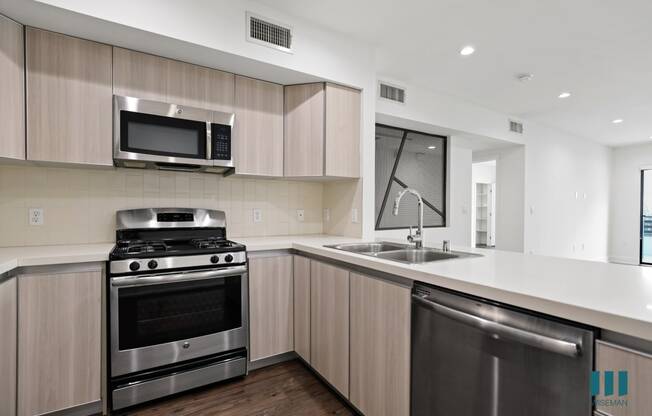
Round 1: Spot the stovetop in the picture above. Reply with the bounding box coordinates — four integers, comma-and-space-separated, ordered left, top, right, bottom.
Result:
110, 237, 245, 260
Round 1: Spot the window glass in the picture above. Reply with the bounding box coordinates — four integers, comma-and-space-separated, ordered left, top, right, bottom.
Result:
375, 124, 447, 230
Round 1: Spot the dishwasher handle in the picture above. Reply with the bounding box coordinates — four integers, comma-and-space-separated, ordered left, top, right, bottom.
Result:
412, 294, 581, 358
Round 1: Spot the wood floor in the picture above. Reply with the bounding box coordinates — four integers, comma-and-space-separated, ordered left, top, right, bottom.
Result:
120, 360, 356, 416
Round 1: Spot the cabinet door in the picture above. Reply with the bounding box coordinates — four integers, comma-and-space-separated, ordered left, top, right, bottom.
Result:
26, 28, 112, 166
596, 341, 652, 416
310, 260, 349, 396
0, 278, 17, 416
113, 47, 234, 112
293, 256, 311, 362
249, 255, 294, 361
17, 270, 102, 416
324, 83, 360, 178
0, 15, 24, 160
350, 273, 411, 416
234, 75, 284, 176
284, 83, 324, 177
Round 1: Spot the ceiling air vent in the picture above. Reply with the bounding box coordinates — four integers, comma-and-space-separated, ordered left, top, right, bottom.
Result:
379, 82, 406, 104
509, 120, 524, 134
246, 12, 293, 53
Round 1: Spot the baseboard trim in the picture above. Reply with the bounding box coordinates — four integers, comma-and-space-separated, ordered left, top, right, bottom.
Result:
248, 351, 297, 371
39, 400, 102, 416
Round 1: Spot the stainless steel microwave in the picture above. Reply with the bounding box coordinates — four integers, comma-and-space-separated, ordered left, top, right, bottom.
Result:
113, 95, 235, 173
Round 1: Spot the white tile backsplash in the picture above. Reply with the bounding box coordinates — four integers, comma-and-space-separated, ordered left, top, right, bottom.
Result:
0, 165, 325, 247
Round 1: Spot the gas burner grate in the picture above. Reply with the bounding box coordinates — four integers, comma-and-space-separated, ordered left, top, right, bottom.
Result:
117, 240, 168, 254
190, 237, 233, 249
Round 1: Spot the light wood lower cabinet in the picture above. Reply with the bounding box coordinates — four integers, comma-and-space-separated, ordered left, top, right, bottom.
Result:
310, 260, 350, 397
595, 340, 652, 416
293, 256, 311, 363
26, 28, 113, 166
0, 278, 17, 416
249, 255, 294, 361
0, 15, 25, 160
17, 270, 102, 416
350, 273, 411, 416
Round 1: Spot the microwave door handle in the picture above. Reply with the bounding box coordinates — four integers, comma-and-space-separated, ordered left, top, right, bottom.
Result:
111, 265, 247, 287
206, 122, 212, 160
412, 294, 581, 357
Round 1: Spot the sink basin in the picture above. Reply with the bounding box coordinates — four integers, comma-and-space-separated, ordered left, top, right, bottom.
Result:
324, 242, 408, 254
325, 242, 481, 264
376, 248, 459, 264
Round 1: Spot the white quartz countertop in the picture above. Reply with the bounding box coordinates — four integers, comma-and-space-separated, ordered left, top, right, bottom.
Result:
241, 235, 652, 342
0, 243, 113, 275
2, 235, 652, 342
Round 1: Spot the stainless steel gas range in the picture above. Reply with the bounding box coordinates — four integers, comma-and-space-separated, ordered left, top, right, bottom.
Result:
107, 208, 248, 411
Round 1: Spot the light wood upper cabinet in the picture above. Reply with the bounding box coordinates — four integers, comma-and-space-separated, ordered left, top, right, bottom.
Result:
249, 255, 294, 361
234, 75, 284, 177
596, 340, 652, 416
325, 83, 361, 177
0, 15, 25, 161
17, 270, 102, 416
350, 273, 411, 416
293, 255, 311, 363
26, 28, 112, 166
283, 83, 361, 178
284, 84, 324, 177
113, 47, 235, 112
0, 278, 17, 416
310, 260, 350, 397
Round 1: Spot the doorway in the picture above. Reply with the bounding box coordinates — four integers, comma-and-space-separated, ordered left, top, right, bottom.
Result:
640, 170, 652, 264
472, 161, 496, 248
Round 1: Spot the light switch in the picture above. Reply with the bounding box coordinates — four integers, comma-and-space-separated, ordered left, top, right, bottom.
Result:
296, 209, 305, 222
323, 208, 330, 222
351, 208, 359, 223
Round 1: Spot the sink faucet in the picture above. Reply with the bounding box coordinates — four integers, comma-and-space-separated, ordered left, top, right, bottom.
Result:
392, 188, 424, 249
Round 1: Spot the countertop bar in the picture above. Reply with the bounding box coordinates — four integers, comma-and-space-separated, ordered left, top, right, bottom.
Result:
1, 235, 651, 341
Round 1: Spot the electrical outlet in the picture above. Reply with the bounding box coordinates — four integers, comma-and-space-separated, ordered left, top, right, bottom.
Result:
29, 208, 44, 226
351, 208, 359, 224
253, 208, 262, 223
296, 209, 305, 222
323, 208, 330, 222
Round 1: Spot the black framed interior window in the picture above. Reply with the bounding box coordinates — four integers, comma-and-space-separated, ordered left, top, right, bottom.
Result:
375, 124, 447, 230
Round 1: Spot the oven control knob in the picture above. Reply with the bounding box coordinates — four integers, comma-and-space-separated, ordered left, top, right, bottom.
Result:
210, 255, 220, 264
129, 261, 140, 271
148, 260, 158, 269
224, 254, 233, 263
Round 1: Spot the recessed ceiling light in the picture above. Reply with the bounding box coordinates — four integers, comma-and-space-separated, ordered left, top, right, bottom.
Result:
460, 46, 475, 56
428, 146, 436, 149
558, 92, 571, 99
612, 119, 624, 124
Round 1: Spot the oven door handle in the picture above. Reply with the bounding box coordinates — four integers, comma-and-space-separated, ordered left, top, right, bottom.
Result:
412, 294, 581, 357
111, 265, 247, 287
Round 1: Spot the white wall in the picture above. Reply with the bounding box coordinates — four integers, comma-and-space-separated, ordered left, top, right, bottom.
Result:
609, 143, 652, 264
375, 139, 472, 248
524, 123, 611, 261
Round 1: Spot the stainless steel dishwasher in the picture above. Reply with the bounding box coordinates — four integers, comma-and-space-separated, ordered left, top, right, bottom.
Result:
411, 283, 596, 416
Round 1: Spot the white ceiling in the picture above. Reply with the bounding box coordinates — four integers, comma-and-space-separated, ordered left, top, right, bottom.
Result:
256, 0, 652, 147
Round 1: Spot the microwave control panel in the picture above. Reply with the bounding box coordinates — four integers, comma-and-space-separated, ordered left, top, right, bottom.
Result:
212, 124, 232, 161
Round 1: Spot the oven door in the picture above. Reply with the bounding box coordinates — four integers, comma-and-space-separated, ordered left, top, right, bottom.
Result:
114, 95, 217, 169
110, 266, 248, 377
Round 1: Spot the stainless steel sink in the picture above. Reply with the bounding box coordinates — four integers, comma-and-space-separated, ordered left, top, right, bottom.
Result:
324, 242, 409, 254
376, 248, 459, 263
325, 242, 480, 264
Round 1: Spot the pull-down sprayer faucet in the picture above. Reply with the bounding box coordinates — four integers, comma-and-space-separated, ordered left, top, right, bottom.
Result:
392, 188, 424, 249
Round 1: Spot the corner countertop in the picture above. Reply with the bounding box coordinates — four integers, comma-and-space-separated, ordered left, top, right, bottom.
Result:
0, 243, 114, 275
1, 235, 651, 342
240, 235, 652, 342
